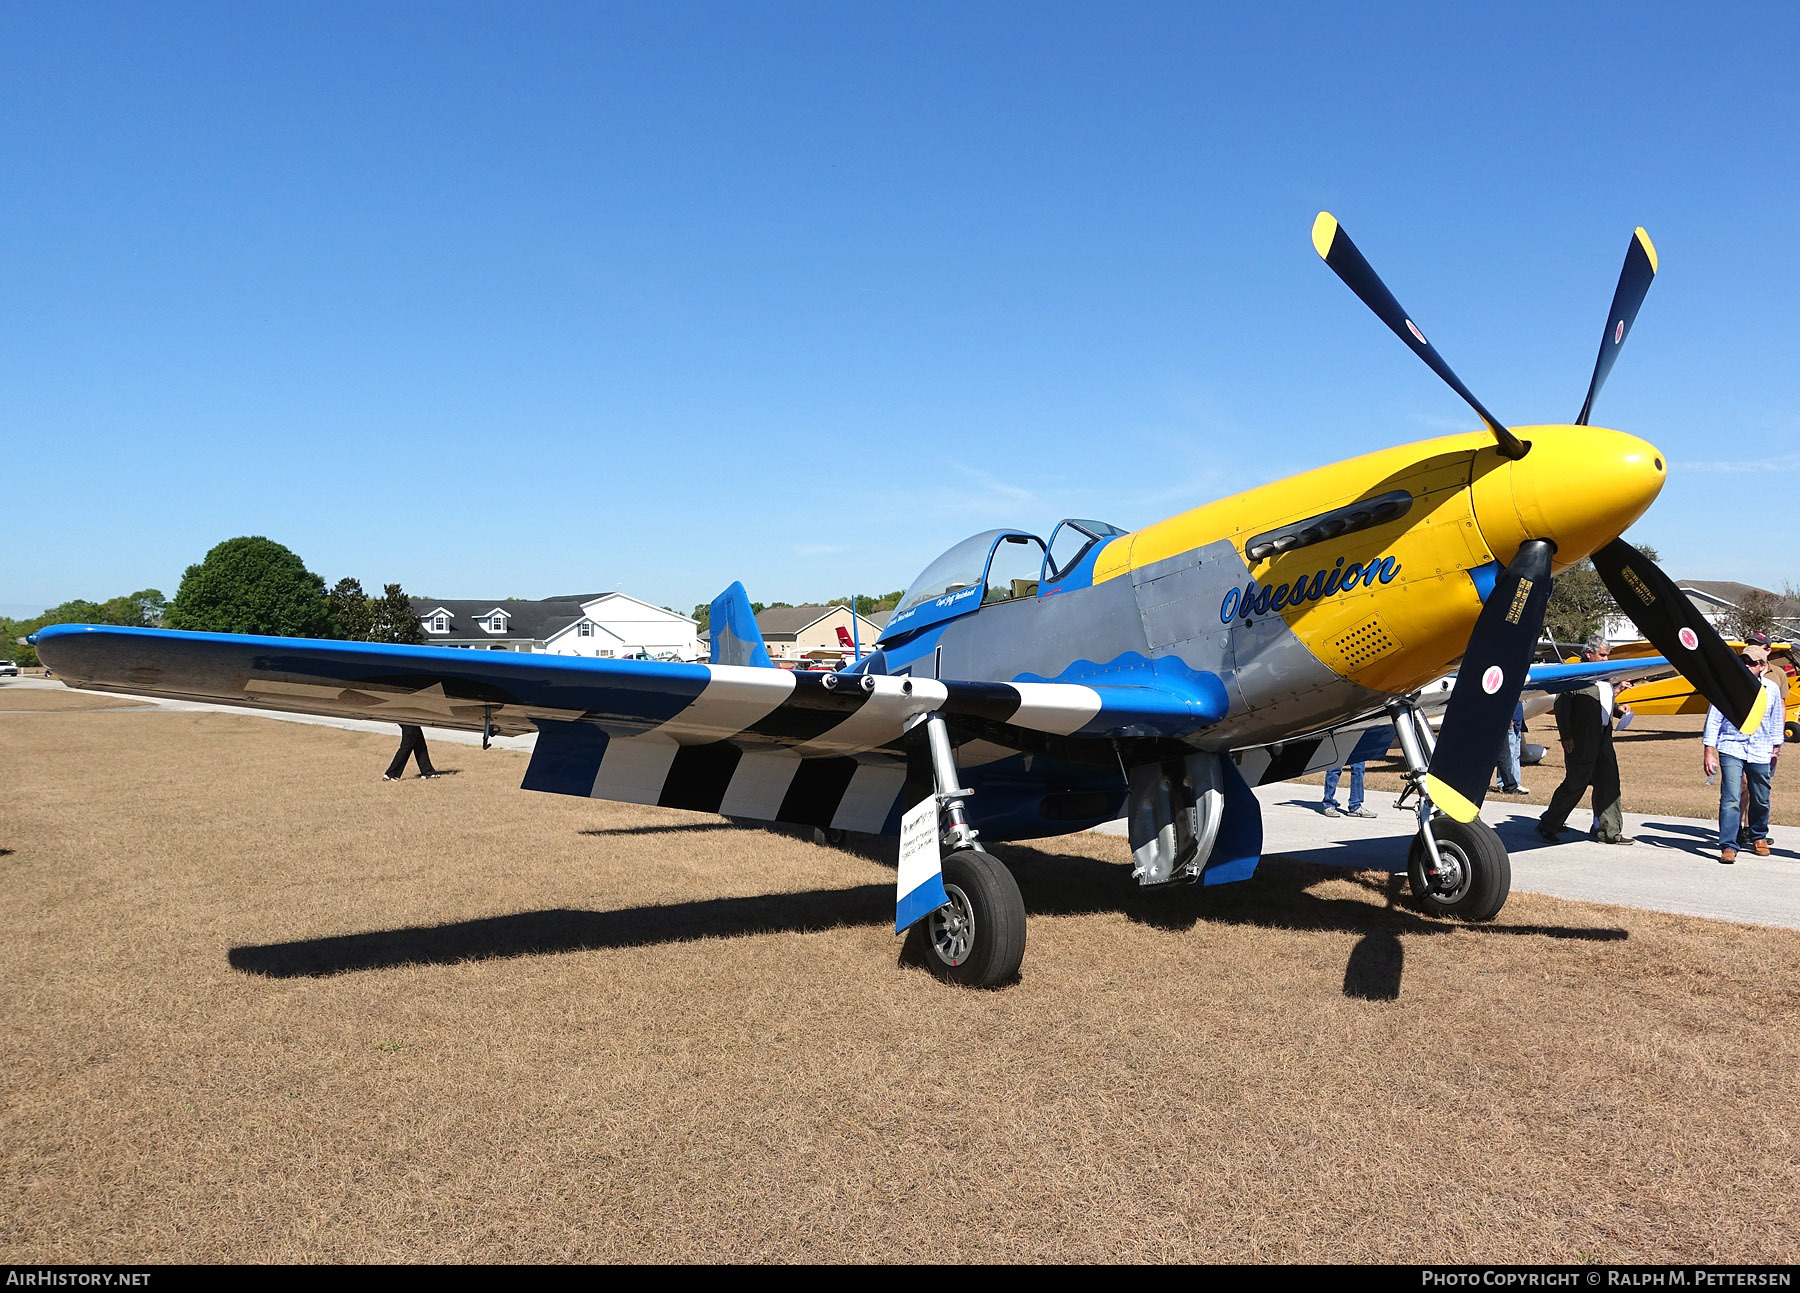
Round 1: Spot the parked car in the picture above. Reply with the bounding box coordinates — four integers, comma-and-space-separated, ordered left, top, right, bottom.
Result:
0, 660, 20, 677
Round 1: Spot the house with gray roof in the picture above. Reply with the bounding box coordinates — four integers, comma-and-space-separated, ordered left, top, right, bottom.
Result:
412, 592, 700, 659
1605, 578, 1800, 643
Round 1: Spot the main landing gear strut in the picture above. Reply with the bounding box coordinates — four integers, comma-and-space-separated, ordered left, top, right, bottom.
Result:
904, 712, 1028, 987
1386, 699, 1512, 922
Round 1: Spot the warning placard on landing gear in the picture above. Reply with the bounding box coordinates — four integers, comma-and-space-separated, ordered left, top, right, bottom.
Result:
895, 796, 948, 934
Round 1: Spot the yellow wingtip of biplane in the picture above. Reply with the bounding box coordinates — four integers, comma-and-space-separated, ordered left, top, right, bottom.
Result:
1311, 212, 1339, 260
1635, 226, 1658, 274
1424, 775, 1481, 824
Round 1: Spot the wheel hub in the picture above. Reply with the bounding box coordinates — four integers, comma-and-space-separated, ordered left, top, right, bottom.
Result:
927, 883, 976, 967
1426, 839, 1471, 902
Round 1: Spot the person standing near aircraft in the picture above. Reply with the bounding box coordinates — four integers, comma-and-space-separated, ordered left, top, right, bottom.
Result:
1703, 643, 1783, 863
1321, 761, 1376, 819
383, 723, 441, 781
1538, 636, 1635, 845
1730, 633, 1783, 849
1494, 700, 1529, 796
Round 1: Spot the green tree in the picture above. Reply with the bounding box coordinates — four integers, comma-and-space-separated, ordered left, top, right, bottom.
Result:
2, 587, 168, 665
1541, 558, 1613, 645
328, 577, 374, 641
164, 537, 334, 638
829, 589, 906, 614
128, 589, 167, 626
1725, 589, 1781, 642
367, 583, 425, 645
1, 617, 33, 667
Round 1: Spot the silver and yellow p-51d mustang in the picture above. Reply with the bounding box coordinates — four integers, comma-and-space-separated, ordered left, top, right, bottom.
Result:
39, 216, 1767, 987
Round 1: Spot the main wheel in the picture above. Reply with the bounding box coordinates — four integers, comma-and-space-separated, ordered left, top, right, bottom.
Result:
1407, 816, 1511, 922
1786, 719, 1798, 746
905, 850, 1027, 988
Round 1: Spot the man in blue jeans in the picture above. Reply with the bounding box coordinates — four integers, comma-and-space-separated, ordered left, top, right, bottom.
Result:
1322, 762, 1375, 819
1494, 700, 1529, 795
1702, 643, 1784, 863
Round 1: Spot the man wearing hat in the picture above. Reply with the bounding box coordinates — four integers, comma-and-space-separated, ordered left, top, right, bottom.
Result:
1702, 642, 1785, 863
1538, 635, 1636, 845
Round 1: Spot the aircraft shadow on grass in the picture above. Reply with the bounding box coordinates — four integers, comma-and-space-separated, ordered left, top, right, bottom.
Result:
228, 845, 1625, 1003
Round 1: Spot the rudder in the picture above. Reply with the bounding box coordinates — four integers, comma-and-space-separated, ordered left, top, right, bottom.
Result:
708, 582, 775, 668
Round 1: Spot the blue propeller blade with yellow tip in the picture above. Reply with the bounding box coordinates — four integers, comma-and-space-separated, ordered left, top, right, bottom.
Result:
1424, 540, 1555, 822
1312, 212, 1528, 460
1576, 227, 1658, 426
1592, 537, 1770, 735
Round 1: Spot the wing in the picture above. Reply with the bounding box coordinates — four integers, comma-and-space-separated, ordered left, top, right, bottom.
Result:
35, 625, 1227, 834
1521, 656, 1677, 695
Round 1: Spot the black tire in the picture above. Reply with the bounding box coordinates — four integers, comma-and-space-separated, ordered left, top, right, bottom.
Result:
1786, 719, 1799, 746
1407, 816, 1511, 922
904, 850, 1027, 988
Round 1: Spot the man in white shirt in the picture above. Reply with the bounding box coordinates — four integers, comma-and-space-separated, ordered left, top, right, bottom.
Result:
1702, 643, 1785, 863
1538, 635, 1635, 845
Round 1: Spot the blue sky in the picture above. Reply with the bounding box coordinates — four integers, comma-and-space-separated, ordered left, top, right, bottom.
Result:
4, 2, 1796, 619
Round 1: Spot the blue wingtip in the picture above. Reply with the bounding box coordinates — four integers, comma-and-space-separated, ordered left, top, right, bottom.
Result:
708, 582, 774, 668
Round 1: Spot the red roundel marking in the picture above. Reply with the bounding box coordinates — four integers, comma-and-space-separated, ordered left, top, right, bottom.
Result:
1481, 665, 1504, 694
1678, 627, 1699, 651
1614, 320, 1625, 344
1406, 319, 1427, 346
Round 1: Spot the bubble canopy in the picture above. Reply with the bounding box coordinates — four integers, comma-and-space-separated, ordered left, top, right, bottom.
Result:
881, 530, 1044, 642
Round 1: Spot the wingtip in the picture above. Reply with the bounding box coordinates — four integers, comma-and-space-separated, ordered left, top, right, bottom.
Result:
1311, 211, 1339, 260
1634, 226, 1659, 274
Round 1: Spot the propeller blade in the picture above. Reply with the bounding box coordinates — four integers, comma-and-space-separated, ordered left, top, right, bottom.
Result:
1312, 212, 1527, 460
1591, 538, 1770, 733
1576, 227, 1659, 426
1424, 540, 1556, 822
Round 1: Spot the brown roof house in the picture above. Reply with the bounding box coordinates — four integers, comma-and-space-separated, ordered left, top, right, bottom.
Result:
754, 604, 888, 663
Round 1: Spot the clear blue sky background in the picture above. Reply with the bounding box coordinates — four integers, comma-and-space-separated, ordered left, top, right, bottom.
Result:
4, 2, 1796, 620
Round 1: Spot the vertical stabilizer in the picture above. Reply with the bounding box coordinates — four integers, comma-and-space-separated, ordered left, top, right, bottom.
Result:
708, 582, 774, 668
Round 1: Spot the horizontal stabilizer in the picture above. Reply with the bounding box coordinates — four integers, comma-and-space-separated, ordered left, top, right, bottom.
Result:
708, 582, 774, 669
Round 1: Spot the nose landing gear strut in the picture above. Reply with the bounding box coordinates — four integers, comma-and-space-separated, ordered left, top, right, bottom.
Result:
1386, 699, 1512, 922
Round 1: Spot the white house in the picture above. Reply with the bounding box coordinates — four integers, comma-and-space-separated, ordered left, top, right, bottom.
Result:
411, 594, 700, 660
542, 592, 701, 660
1603, 579, 1800, 644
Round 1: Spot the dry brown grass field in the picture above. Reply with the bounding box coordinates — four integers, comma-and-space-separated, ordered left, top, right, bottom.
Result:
4, 706, 1798, 1262
1299, 713, 1799, 827
0, 687, 149, 713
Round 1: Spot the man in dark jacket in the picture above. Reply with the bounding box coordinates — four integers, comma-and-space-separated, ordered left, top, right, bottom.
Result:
383, 724, 441, 781
1538, 636, 1634, 845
